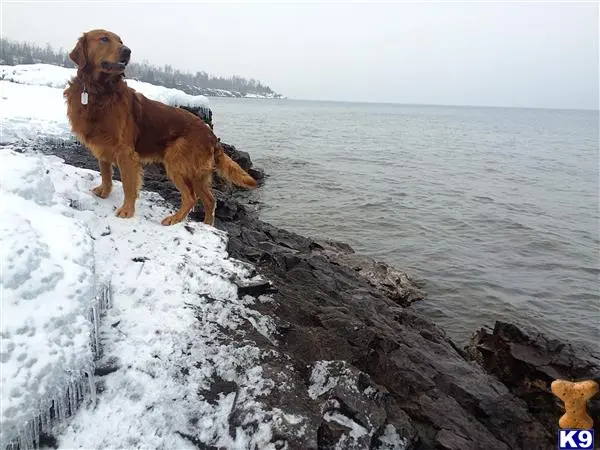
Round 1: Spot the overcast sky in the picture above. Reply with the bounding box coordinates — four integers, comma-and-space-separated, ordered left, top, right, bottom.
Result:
2, 1, 598, 109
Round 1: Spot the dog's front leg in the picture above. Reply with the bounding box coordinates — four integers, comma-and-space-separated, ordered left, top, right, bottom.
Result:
115, 150, 142, 219
91, 159, 113, 198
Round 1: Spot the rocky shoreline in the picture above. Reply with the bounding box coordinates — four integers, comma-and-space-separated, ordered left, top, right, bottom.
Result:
29, 138, 599, 449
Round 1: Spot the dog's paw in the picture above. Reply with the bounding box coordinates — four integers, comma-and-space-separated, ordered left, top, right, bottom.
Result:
116, 205, 135, 218
161, 214, 183, 226
91, 184, 112, 199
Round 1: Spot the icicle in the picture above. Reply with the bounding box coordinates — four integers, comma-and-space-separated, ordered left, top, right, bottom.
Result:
99, 284, 107, 309
104, 282, 112, 309
87, 370, 97, 407
61, 390, 67, 422
28, 419, 35, 450
59, 390, 65, 422
46, 399, 52, 430
21, 422, 27, 450
90, 304, 99, 356
76, 380, 83, 406
5, 283, 114, 450
22, 419, 34, 450
65, 384, 71, 417
55, 395, 61, 423
70, 381, 77, 416
94, 305, 100, 344
49, 399, 55, 426
33, 415, 40, 449
40, 400, 49, 434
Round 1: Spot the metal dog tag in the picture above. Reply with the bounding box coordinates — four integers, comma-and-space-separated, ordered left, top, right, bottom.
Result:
81, 91, 89, 105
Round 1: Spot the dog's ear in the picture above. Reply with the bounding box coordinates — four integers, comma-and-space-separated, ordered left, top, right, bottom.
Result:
69, 33, 88, 67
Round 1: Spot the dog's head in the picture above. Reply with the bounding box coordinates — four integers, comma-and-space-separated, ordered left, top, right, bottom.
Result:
69, 29, 131, 75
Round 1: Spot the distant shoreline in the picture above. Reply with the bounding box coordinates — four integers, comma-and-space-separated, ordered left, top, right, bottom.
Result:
204, 92, 284, 100
225, 95, 597, 112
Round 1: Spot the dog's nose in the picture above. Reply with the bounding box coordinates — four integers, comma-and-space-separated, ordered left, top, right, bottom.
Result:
120, 46, 131, 61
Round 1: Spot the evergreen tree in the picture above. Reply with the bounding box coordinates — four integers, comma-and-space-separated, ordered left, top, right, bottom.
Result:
0, 37, 282, 98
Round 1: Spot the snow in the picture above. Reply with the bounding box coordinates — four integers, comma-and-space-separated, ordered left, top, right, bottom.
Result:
376, 424, 410, 450
0, 151, 103, 449
323, 411, 368, 440
0, 148, 304, 448
308, 360, 411, 449
308, 361, 342, 399
0, 81, 73, 144
125, 78, 211, 110
308, 360, 358, 399
0, 63, 210, 145
0, 63, 210, 108
0, 63, 74, 89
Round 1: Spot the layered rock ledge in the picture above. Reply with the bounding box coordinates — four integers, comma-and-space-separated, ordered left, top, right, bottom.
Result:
31, 138, 598, 450
466, 321, 599, 441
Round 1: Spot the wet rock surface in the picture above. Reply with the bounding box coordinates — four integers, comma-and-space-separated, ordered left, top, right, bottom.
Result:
29, 137, 591, 449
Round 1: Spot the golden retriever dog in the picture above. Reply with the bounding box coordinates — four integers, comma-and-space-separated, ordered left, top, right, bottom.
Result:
63, 29, 257, 226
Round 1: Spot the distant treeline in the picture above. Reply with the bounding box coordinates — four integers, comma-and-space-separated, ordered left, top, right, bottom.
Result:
0, 38, 281, 98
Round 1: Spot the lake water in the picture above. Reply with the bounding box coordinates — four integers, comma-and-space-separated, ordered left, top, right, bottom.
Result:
209, 97, 599, 349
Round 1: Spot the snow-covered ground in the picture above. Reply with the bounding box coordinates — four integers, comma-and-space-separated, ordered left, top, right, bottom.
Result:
1, 151, 101, 449
0, 148, 303, 449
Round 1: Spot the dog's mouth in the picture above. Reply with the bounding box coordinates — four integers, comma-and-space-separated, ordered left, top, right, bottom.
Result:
101, 61, 128, 72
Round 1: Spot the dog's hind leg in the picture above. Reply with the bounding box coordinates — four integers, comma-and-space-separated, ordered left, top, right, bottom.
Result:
161, 168, 197, 226
193, 173, 216, 226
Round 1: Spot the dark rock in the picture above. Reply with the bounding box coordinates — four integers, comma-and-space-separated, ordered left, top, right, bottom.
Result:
198, 375, 238, 406
248, 167, 266, 182
175, 431, 219, 450
218, 219, 554, 448
466, 321, 600, 439
311, 240, 426, 307
38, 432, 58, 449
214, 142, 265, 194
230, 274, 277, 298
131, 256, 150, 263
177, 104, 213, 130
94, 357, 121, 376
220, 142, 252, 171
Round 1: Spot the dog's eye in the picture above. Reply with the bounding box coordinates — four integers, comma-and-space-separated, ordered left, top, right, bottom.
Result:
100, 36, 109, 43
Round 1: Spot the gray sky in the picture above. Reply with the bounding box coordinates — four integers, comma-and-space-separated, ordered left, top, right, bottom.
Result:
2, 1, 598, 109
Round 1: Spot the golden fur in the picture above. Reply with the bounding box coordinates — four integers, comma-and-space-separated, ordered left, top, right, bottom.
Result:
63, 29, 257, 226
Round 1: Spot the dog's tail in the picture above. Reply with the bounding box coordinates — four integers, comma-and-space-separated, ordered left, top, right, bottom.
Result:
214, 143, 258, 189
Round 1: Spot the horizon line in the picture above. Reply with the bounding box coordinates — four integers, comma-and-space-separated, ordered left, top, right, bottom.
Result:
267, 97, 599, 113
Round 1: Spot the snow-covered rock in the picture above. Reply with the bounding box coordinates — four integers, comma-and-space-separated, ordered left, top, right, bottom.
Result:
0, 148, 302, 449
0, 81, 73, 144
0, 63, 74, 89
1, 151, 103, 450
